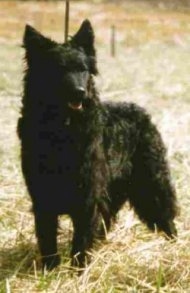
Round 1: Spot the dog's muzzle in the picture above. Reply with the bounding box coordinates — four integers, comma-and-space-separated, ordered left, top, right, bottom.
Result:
68, 87, 86, 111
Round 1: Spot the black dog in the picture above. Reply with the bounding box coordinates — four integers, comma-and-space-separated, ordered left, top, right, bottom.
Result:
18, 20, 178, 270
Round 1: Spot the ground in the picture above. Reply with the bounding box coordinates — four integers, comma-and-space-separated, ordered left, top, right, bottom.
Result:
0, 1, 190, 292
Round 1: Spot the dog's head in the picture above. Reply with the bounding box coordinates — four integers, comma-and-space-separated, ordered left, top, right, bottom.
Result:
23, 20, 98, 112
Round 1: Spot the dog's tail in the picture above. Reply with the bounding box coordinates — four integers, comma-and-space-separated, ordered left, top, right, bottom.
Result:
128, 113, 179, 238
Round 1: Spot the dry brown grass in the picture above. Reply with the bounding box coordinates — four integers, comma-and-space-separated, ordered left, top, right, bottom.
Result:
1, 0, 190, 45
0, 1, 190, 292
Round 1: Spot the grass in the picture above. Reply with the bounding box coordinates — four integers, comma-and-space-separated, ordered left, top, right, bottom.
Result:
0, 1, 190, 292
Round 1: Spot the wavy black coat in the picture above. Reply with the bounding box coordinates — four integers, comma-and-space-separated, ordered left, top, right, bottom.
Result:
18, 20, 178, 270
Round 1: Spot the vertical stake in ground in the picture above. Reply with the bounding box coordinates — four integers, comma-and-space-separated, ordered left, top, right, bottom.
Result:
65, 0, 70, 42
111, 25, 116, 57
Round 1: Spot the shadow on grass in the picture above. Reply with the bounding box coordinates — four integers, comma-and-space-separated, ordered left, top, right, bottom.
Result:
0, 242, 70, 282
0, 243, 37, 281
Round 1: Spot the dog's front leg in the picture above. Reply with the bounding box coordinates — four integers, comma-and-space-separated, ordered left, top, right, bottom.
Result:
71, 206, 100, 269
34, 212, 60, 270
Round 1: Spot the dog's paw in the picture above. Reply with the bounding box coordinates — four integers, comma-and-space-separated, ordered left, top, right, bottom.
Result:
71, 251, 91, 268
158, 220, 178, 240
42, 254, 61, 271
165, 221, 178, 240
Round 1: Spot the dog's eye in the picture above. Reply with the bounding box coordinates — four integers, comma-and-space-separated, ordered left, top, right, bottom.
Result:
77, 63, 88, 72
79, 66, 87, 73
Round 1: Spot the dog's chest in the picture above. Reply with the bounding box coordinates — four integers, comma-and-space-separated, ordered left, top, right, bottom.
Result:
38, 125, 83, 175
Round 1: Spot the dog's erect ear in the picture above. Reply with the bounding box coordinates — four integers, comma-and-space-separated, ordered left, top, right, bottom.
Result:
71, 20, 96, 56
23, 25, 56, 61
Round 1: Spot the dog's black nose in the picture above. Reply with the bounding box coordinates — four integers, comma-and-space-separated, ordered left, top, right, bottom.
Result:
75, 87, 85, 99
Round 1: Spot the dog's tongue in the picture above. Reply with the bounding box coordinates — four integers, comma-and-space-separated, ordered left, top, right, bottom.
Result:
68, 102, 83, 111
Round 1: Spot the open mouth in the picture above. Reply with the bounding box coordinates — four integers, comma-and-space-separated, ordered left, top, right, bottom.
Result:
68, 102, 83, 111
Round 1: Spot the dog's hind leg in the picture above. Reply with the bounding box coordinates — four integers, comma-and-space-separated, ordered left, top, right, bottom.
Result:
34, 212, 60, 270
128, 123, 178, 239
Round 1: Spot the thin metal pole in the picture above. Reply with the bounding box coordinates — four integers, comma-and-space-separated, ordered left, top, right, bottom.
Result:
111, 25, 116, 57
65, 0, 70, 42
